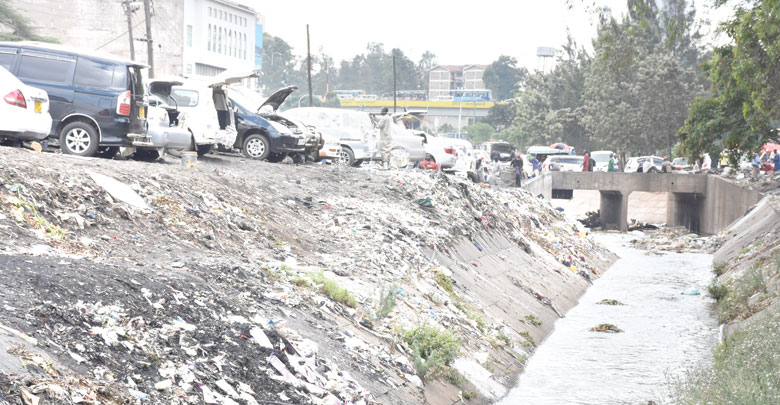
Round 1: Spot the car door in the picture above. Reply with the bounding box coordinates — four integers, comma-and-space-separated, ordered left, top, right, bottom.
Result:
0, 46, 19, 72
15, 49, 76, 135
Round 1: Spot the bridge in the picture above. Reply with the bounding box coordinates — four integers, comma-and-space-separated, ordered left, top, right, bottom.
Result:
523, 172, 762, 234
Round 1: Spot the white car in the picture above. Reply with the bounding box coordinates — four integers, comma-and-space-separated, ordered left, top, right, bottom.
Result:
626, 156, 664, 173
412, 131, 457, 169
0, 66, 51, 141
148, 70, 258, 155
590, 150, 614, 172
543, 155, 584, 172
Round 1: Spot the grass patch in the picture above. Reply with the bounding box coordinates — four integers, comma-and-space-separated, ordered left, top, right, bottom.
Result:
462, 390, 476, 400
402, 325, 461, 381
524, 314, 542, 326
291, 276, 311, 288
432, 268, 487, 332
497, 329, 511, 346
673, 307, 780, 404
715, 264, 771, 323
375, 284, 398, 319
707, 282, 729, 301
713, 262, 727, 277
519, 330, 535, 347
2, 195, 68, 239
433, 269, 454, 295
310, 272, 357, 308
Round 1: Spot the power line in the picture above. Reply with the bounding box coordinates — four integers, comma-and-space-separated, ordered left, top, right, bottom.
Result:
95, 19, 146, 51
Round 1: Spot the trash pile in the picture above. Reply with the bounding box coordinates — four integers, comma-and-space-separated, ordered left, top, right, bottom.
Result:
578, 210, 601, 229
589, 324, 623, 333
596, 299, 625, 306
628, 227, 725, 253
0, 147, 615, 403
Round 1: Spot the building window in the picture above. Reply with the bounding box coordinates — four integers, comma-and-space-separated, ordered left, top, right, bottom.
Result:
196, 62, 226, 77
186, 64, 193, 75
219, 10, 222, 19
187, 25, 193, 47
243, 33, 247, 59
207, 24, 211, 50
218, 27, 222, 54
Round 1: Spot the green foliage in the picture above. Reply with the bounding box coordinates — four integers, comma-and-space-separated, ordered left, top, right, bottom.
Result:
375, 284, 398, 319
707, 282, 729, 301
433, 269, 454, 295
713, 262, 727, 277
715, 263, 773, 323
0, 0, 58, 43
438, 123, 454, 134
485, 102, 516, 132
402, 325, 461, 381
496, 329, 511, 346
463, 122, 496, 144
524, 314, 542, 327
483, 55, 526, 101
310, 272, 357, 308
674, 307, 780, 404
519, 330, 535, 347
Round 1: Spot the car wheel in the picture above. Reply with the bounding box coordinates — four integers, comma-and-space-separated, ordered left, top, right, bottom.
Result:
242, 134, 270, 160
133, 149, 160, 162
267, 152, 287, 163
337, 147, 355, 166
389, 147, 410, 168
309, 149, 321, 162
60, 121, 99, 157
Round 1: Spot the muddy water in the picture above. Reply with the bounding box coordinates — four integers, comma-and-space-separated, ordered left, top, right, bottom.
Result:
499, 233, 719, 405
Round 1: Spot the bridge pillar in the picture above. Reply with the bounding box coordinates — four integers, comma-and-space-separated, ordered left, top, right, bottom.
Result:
599, 190, 630, 231
668, 192, 705, 234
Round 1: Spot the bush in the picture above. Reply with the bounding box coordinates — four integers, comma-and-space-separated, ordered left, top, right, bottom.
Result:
707, 282, 729, 301
310, 272, 357, 308
375, 284, 398, 319
712, 262, 727, 276
402, 325, 461, 381
674, 308, 780, 404
524, 314, 542, 326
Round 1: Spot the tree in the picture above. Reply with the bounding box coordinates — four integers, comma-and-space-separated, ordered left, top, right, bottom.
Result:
463, 122, 496, 144
260, 33, 296, 92
483, 55, 525, 101
486, 102, 516, 132
417, 51, 437, 92
0, 0, 56, 42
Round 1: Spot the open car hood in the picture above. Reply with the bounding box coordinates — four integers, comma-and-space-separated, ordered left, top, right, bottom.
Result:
148, 78, 185, 98
260, 86, 297, 112
209, 69, 261, 88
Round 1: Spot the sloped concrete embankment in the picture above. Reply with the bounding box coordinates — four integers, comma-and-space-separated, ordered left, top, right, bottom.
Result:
712, 195, 780, 337
0, 147, 616, 404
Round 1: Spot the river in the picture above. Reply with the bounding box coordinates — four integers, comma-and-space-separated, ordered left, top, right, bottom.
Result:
498, 233, 719, 405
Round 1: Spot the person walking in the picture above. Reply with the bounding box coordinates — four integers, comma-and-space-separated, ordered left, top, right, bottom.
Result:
607, 153, 615, 172
372, 107, 392, 169
510, 153, 524, 187
582, 151, 590, 172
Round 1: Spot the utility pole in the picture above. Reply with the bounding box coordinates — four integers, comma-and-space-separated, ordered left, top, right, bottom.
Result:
122, 0, 135, 60
143, 0, 154, 78
306, 24, 313, 107
392, 53, 397, 113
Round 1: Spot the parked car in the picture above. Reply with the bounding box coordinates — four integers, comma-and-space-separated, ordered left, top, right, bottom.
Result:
149, 71, 257, 156
232, 85, 324, 162
543, 155, 584, 172
412, 130, 457, 169
0, 41, 149, 157
671, 157, 691, 171
283, 107, 425, 167
0, 66, 51, 142
140, 84, 192, 160
448, 138, 476, 173
626, 156, 665, 173
590, 150, 614, 172
482, 141, 517, 162
525, 145, 572, 176
230, 96, 306, 162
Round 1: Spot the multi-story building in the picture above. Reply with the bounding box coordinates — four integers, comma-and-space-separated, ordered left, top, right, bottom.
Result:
428, 64, 488, 100
9, 0, 263, 85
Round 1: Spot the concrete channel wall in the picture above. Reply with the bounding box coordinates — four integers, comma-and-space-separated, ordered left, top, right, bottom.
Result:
525, 172, 763, 235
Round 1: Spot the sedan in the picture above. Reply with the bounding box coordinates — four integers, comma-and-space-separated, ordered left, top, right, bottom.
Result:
231, 97, 306, 162
0, 66, 51, 142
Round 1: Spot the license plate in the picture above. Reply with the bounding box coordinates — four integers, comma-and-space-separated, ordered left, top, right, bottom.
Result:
138, 106, 145, 118
34, 101, 41, 114
297, 138, 305, 145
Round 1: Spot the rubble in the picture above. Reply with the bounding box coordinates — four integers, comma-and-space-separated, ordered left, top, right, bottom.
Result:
596, 299, 625, 306
628, 227, 726, 253
0, 147, 616, 403
589, 324, 623, 333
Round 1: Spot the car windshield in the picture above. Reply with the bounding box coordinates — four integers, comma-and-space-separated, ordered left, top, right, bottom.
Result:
553, 157, 584, 164
171, 88, 199, 107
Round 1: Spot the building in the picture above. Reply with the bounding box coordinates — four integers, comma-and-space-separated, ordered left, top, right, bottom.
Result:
9, 0, 263, 85
428, 64, 488, 100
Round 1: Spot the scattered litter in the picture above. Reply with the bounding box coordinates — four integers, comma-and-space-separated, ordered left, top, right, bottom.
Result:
596, 299, 625, 306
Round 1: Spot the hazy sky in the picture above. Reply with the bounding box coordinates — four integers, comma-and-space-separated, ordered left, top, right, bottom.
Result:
247, 0, 732, 70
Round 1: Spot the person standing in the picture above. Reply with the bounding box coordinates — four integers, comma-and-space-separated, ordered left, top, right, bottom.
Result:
373, 107, 392, 169
510, 154, 524, 187
751, 152, 761, 180
773, 150, 780, 174
582, 151, 590, 172
531, 154, 540, 177
607, 153, 615, 172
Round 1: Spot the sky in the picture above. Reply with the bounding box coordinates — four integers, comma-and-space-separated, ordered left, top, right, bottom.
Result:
247, 0, 734, 71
